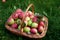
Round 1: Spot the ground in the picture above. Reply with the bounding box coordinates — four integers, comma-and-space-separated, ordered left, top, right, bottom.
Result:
0, 0, 60, 40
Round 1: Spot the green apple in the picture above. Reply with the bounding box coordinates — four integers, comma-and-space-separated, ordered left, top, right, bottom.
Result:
16, 19, 21, 25
18, 25, 21, 30
23, 27, 30, 33
7, 18, 15, 25
28, 20, 32, 26
25, 17, 30, 21
31, 22, 38, 28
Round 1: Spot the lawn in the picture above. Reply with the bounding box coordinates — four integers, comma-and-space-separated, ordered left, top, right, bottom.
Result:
0, 0, 60, 40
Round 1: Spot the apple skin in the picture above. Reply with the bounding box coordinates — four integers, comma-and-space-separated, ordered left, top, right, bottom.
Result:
28, 20, 32, 26
7, 18, 15, 25
18, 25, 21, 30
18, 12, 24, 19
32, 16, 37, 22
16, 19, 21, 25
2, 0, 6, 2
39, 21, 44, 27
16, 9, 23, 13
30, 28, 37, 34
12, 13, 18, 19
11, 23, 18, 29
24, 17, 30, 26
25, 17, 30, 21
26, 11, 34, 18
38, 26, 44, 33
28, 11, 34, 18
23, 27, 30, 33
31, 22, 38, 28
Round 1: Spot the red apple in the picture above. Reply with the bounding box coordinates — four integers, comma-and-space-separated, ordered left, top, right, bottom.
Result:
26, 11, 34, 18
25, 12, 29, 17
18, 12, 24, 19
16, 9, 22, 13
12, 13, 18, 19
39, 21, 44, 27
11, 23, 18, 29
38, 26, 44, 33
2, 0, 6, 2
30, 28, 37, 34
32, 16, 37, 22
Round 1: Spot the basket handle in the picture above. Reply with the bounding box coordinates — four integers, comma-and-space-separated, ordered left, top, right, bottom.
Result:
21, 4, 34, 27
25, 4, 34, 14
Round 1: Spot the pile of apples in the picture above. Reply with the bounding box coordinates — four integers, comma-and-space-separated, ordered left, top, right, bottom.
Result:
7, 9, 45, 35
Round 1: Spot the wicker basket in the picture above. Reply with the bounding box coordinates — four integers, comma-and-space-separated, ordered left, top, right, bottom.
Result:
5, 4, 48, 38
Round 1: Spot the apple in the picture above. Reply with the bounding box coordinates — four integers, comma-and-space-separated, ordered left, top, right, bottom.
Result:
28, 20, 32, 26
23, 27, 30, 33
25, 12, 29, 17
16, 9, 22, 13
25, 17, 30, 21
31, 22, 38, 28
11, 23, 18, 29
30, 28, 37, 34
18, 12, 24, 19
7, 18, 15, 25
41, 17, 45, 21
32, 16, 37, 22
18, 25, 21, 30
16, 19, 21, 25
24, 17, 31, 26
39, 21, 44, 27
26, 11, 34, 18
28, 11, 34, 18
2, 0, 6, 2
38, 26, 44, 33
12, 13, 18, 19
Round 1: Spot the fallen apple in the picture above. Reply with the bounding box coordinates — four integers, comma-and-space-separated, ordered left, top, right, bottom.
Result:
7, 18, 15, 25
30, 28, 37, 34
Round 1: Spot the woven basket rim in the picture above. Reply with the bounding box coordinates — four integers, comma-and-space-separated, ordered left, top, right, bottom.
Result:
5, 15, 48, 38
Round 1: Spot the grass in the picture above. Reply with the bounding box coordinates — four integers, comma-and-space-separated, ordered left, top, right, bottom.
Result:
0, 0, 60, 40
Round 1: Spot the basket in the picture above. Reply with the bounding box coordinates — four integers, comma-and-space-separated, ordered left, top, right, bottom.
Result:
5, 4, 48, 38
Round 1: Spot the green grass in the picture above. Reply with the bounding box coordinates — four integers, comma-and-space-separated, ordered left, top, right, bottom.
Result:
0, 0, 60, 40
